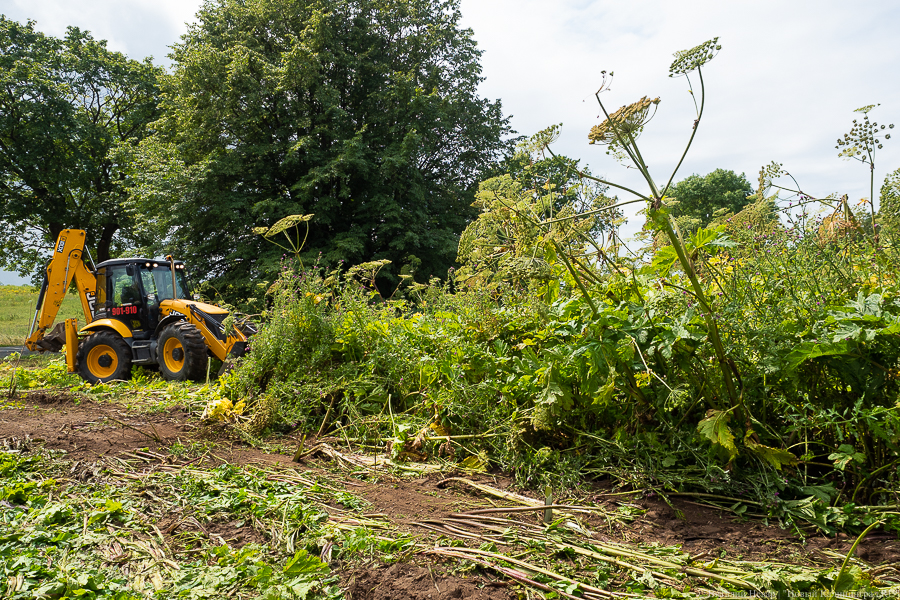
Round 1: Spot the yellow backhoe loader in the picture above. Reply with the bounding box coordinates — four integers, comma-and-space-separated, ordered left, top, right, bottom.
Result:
25, 229, 254, 383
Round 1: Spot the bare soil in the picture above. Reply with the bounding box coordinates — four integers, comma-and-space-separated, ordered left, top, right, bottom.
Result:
343, 562, 513, 600
2, 389, 899, 600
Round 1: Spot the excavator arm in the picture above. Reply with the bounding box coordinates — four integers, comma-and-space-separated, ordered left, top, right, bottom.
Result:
25, 229, 97, 354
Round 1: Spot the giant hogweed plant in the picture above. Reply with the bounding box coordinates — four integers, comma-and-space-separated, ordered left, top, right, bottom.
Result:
531, 39, 747, 423
835, 105, 894, 240
755, 103, 893, 242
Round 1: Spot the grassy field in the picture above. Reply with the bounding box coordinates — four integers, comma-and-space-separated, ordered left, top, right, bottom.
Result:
0, 284, 85, 346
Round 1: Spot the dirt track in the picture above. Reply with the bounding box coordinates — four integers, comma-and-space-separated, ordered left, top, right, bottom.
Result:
2, 390, 899, 599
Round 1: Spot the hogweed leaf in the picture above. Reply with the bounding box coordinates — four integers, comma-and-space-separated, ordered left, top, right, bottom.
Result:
744, 433, 798, 470
647, 245, 678, 277
697, 408, 738, 460
828, 444, 865, 471
785, 340, 853, 371
283, 549, 328, 577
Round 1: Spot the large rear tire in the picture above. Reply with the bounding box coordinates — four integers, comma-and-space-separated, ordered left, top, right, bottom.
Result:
157, 322, 208, 382
77, 331, 132, 384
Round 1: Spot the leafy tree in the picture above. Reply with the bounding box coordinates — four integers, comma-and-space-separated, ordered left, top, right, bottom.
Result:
456, 128, 622, 298
666, 168, 754, 234
126, 0, 511, 297
501, 125, 621, 236
0, 17, 161, 279
879, 167, 900, 234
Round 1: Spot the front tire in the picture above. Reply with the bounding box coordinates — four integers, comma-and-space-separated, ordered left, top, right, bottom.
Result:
157, 322, 208, 382
77, 331, 132, 384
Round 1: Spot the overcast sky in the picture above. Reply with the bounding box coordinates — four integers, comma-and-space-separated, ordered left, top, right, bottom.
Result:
2, 0, 899, 284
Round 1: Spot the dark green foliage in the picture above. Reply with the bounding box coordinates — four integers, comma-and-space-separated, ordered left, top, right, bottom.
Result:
126, 0, 511, 300
880, 167, 900, 233
229, 207, 900, 530
0, 17, 161, 279
666, 168, 754, 233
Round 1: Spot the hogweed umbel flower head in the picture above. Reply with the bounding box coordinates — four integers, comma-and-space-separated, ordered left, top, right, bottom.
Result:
669, 37, 721, 76
588, 96, 660, 146
836, 104, 893, 161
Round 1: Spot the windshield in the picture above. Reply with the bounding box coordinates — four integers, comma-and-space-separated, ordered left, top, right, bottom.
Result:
139, 266, 188, 301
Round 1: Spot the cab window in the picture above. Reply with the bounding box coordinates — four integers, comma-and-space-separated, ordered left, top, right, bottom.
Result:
140, 269, 158, 297
102, 265, 141, 305
137, 265, 187, 301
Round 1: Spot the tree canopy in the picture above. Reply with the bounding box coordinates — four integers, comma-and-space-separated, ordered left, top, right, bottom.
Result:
126, 0, 512, 296
666, 168, 754, 233
457, 133, 621, 290
879, 167, 900, 234
0, 17, 160, 279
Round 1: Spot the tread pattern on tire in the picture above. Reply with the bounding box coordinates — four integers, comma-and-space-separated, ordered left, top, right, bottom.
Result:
76, 331, 132, 384
158, 321, 209, 382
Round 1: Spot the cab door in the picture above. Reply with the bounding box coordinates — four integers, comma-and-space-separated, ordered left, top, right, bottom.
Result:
138, 266, 163, 332
98, 265, 144, 333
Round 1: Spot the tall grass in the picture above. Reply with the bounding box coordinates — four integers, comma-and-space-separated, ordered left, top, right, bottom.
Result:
0, 285, 83, 346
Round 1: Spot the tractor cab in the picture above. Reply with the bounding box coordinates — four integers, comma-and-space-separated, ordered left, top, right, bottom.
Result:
94, 259, 188, 337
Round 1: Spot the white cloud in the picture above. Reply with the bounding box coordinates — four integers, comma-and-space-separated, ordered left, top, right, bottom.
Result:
4, 0, 202, 61
460, 0, 900, 236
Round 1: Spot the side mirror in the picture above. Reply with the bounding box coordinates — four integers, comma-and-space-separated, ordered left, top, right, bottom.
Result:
125, 265, 134, 276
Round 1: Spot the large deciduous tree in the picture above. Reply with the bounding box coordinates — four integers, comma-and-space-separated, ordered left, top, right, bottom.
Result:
0, 17, 160, 279
666, 168, 754, 233
879, 167, 900, 234
126, 0, 511, 296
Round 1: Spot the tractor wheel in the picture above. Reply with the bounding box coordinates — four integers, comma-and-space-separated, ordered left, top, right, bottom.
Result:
77, 331, 132, 384
157, 322, 208, 382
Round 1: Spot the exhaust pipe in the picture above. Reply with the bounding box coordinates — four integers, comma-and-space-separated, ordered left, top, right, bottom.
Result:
165, 255, 178, 300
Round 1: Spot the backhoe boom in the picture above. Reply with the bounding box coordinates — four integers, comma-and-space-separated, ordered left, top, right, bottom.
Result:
25, 229, 97, 352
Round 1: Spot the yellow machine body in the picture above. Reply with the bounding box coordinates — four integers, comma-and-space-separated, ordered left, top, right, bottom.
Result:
157, 299, 243, 362
26, 229, 252, 382
64, 319, 79, 374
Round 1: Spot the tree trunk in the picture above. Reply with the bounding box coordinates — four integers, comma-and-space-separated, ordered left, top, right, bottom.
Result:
96, 223, 118, 263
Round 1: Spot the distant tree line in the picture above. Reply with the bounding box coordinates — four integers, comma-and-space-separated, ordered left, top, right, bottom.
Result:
0, 16, 160, 273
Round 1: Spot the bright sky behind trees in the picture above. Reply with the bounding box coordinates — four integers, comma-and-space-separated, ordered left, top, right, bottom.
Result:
2, 0, 899, 283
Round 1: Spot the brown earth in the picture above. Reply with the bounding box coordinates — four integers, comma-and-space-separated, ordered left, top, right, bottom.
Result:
2, 389, 899, 599
343, 562, 514, 600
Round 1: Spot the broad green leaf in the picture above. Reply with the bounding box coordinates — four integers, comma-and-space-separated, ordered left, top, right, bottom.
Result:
828, 444, 865, 471
785, 340, 853, 371
648, 245, 679, 276
288, 578, 318, 600
832, 323, 862, 342
594, 370, 617, 406
833, 565, 863, 593
616, 338, 635, 362
687, 224, 728, 251
744, 437, 798, 470
459, 455, 488, 472
283, 550, 328, 577
799, 484, 838, 503
697, 409, 738, 460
